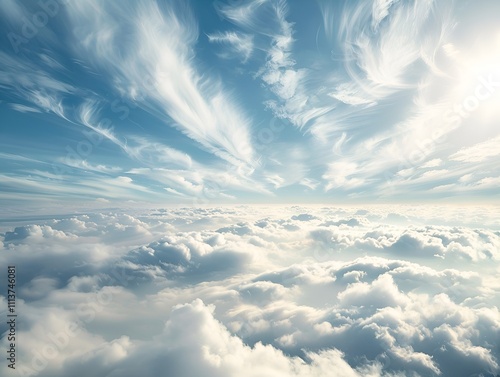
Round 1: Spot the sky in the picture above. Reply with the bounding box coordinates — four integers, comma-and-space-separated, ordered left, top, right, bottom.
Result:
1, 2, 500, 376
1, 0, 500, 210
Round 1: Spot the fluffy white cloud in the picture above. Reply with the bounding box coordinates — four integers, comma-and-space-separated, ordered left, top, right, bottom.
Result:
0, 206, 499, 376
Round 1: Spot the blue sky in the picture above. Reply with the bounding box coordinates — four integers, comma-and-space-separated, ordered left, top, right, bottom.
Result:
1, 0, 500, 208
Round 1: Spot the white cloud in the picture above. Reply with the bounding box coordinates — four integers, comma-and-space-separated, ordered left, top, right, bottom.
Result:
338, 0, 454, 93
421, 158, 442, 168
65, 0, 255, 168
0, 0, 497, 204
208, 31, 254, 62
215, 0, 269, 30
371, 0, 399, 30
9, 103, 42, 113
450, 136, 500, 162
164, 187, 187, 197
299, 178, 320, 190
58, 159, 122, 174
1, 206, 499, 376
323, 161, 366, 191
215, 0, 322, 131
328, 83, 376, 106
77, 83, 194, 173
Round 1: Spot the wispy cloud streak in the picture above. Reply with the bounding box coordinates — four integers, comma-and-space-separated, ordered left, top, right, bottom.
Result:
66, 0, 255, 167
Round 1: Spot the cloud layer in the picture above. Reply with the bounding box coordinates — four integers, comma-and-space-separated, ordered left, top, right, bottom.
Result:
1, 206, 499, 376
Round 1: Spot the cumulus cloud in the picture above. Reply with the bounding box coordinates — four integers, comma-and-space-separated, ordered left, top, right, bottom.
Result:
0, 206, 499, 376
